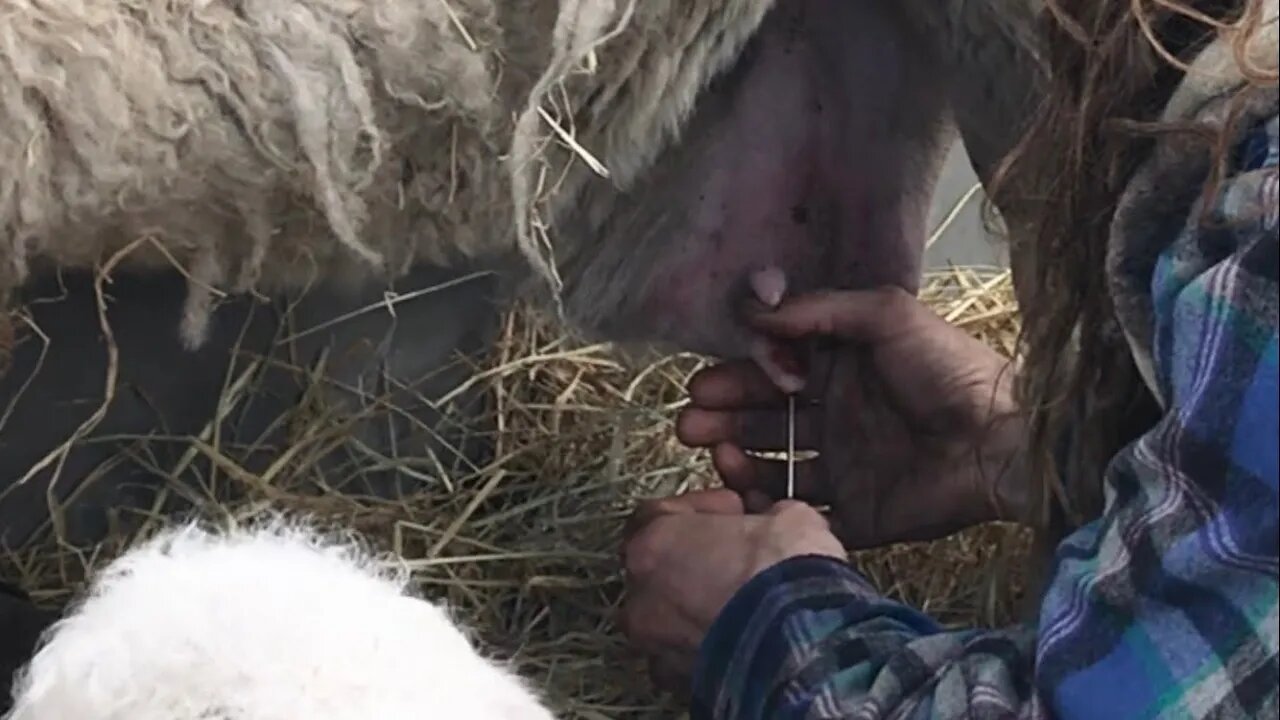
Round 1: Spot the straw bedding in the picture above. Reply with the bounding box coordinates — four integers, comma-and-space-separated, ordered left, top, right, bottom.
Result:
1, 258, 1029, 718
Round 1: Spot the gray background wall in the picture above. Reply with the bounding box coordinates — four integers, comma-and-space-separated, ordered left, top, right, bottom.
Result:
923, 143, 1008, 270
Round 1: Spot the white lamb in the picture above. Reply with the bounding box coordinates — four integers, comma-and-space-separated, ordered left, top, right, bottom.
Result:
4, 521, 554, 720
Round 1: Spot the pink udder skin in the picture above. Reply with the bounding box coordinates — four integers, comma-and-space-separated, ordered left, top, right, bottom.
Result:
640, 11, 823, 340
628, 0, 946, 362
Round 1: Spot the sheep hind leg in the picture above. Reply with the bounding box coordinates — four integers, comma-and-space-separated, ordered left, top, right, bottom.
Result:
0, 264, 506, 551
262, 262, 507, 502
0, 583, 57, 716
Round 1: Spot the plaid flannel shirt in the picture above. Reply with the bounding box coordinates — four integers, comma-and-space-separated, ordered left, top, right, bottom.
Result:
690, 108, 1278, 720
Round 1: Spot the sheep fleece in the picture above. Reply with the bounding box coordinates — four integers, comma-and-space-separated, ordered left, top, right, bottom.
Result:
4, 521, 556, 719
0, 0, 773, 343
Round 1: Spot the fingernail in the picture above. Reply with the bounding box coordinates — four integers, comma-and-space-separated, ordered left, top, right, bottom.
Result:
769, 344, 804, 377
750, 338, 806, 394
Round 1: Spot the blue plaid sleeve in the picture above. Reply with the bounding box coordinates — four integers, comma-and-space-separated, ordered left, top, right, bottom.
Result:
691, 555, 1039, 719
1038, 115, 1279, 720
691, 116, 1278, 720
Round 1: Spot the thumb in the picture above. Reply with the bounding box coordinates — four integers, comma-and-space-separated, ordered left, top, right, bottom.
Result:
764, 500, 841, 540
765, 499, 828, 522
748, 287, 914, 343
750, 501, 847, 569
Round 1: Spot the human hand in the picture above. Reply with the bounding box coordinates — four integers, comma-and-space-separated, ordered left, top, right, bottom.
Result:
619, 489, 844, 695
679, 285, 1028, 549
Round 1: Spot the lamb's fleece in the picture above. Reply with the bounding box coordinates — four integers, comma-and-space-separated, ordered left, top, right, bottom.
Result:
0, 0, 774, 346
4, 520, 555, 720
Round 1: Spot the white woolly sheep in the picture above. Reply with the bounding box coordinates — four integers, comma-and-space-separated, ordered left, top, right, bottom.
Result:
4, 521, 555, 720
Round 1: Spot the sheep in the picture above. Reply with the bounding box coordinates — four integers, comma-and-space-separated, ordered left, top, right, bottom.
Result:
0, 0, 1039, 355
4, 519, 555, 720
0, 0, 778, 347
0, 0, 1045, 551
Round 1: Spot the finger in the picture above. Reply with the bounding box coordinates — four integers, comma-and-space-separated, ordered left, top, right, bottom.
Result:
711, 443, 832, 506
670, 488, 746, 515
624, 498, 679, 540
618, 597, 702, 655
687, 360, 787, 409
742, 489, 775, 514
748, 286, 916, 343
749, 336, 807, 394
623, 489, 744, 539
676, 407, 820, 450
766, 499, 832, 523
762, 501, 848, 558
648, 654, 695, 697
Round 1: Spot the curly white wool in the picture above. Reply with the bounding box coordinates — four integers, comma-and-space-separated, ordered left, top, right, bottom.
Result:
4, 522, 554, 720
0, 0, 775, 349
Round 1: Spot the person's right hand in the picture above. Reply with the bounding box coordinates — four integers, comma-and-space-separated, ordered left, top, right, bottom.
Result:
677, 286, 1028, 549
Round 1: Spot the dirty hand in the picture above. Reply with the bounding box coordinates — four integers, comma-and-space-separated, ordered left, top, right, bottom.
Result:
679, 286, 1027, 549
619, 489, 844, 695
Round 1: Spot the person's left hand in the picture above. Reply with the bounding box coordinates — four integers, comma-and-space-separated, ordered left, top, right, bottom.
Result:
619, 488, 845, 695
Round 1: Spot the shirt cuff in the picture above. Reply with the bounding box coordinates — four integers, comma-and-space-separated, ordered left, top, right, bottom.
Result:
691, 554, 940, 719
